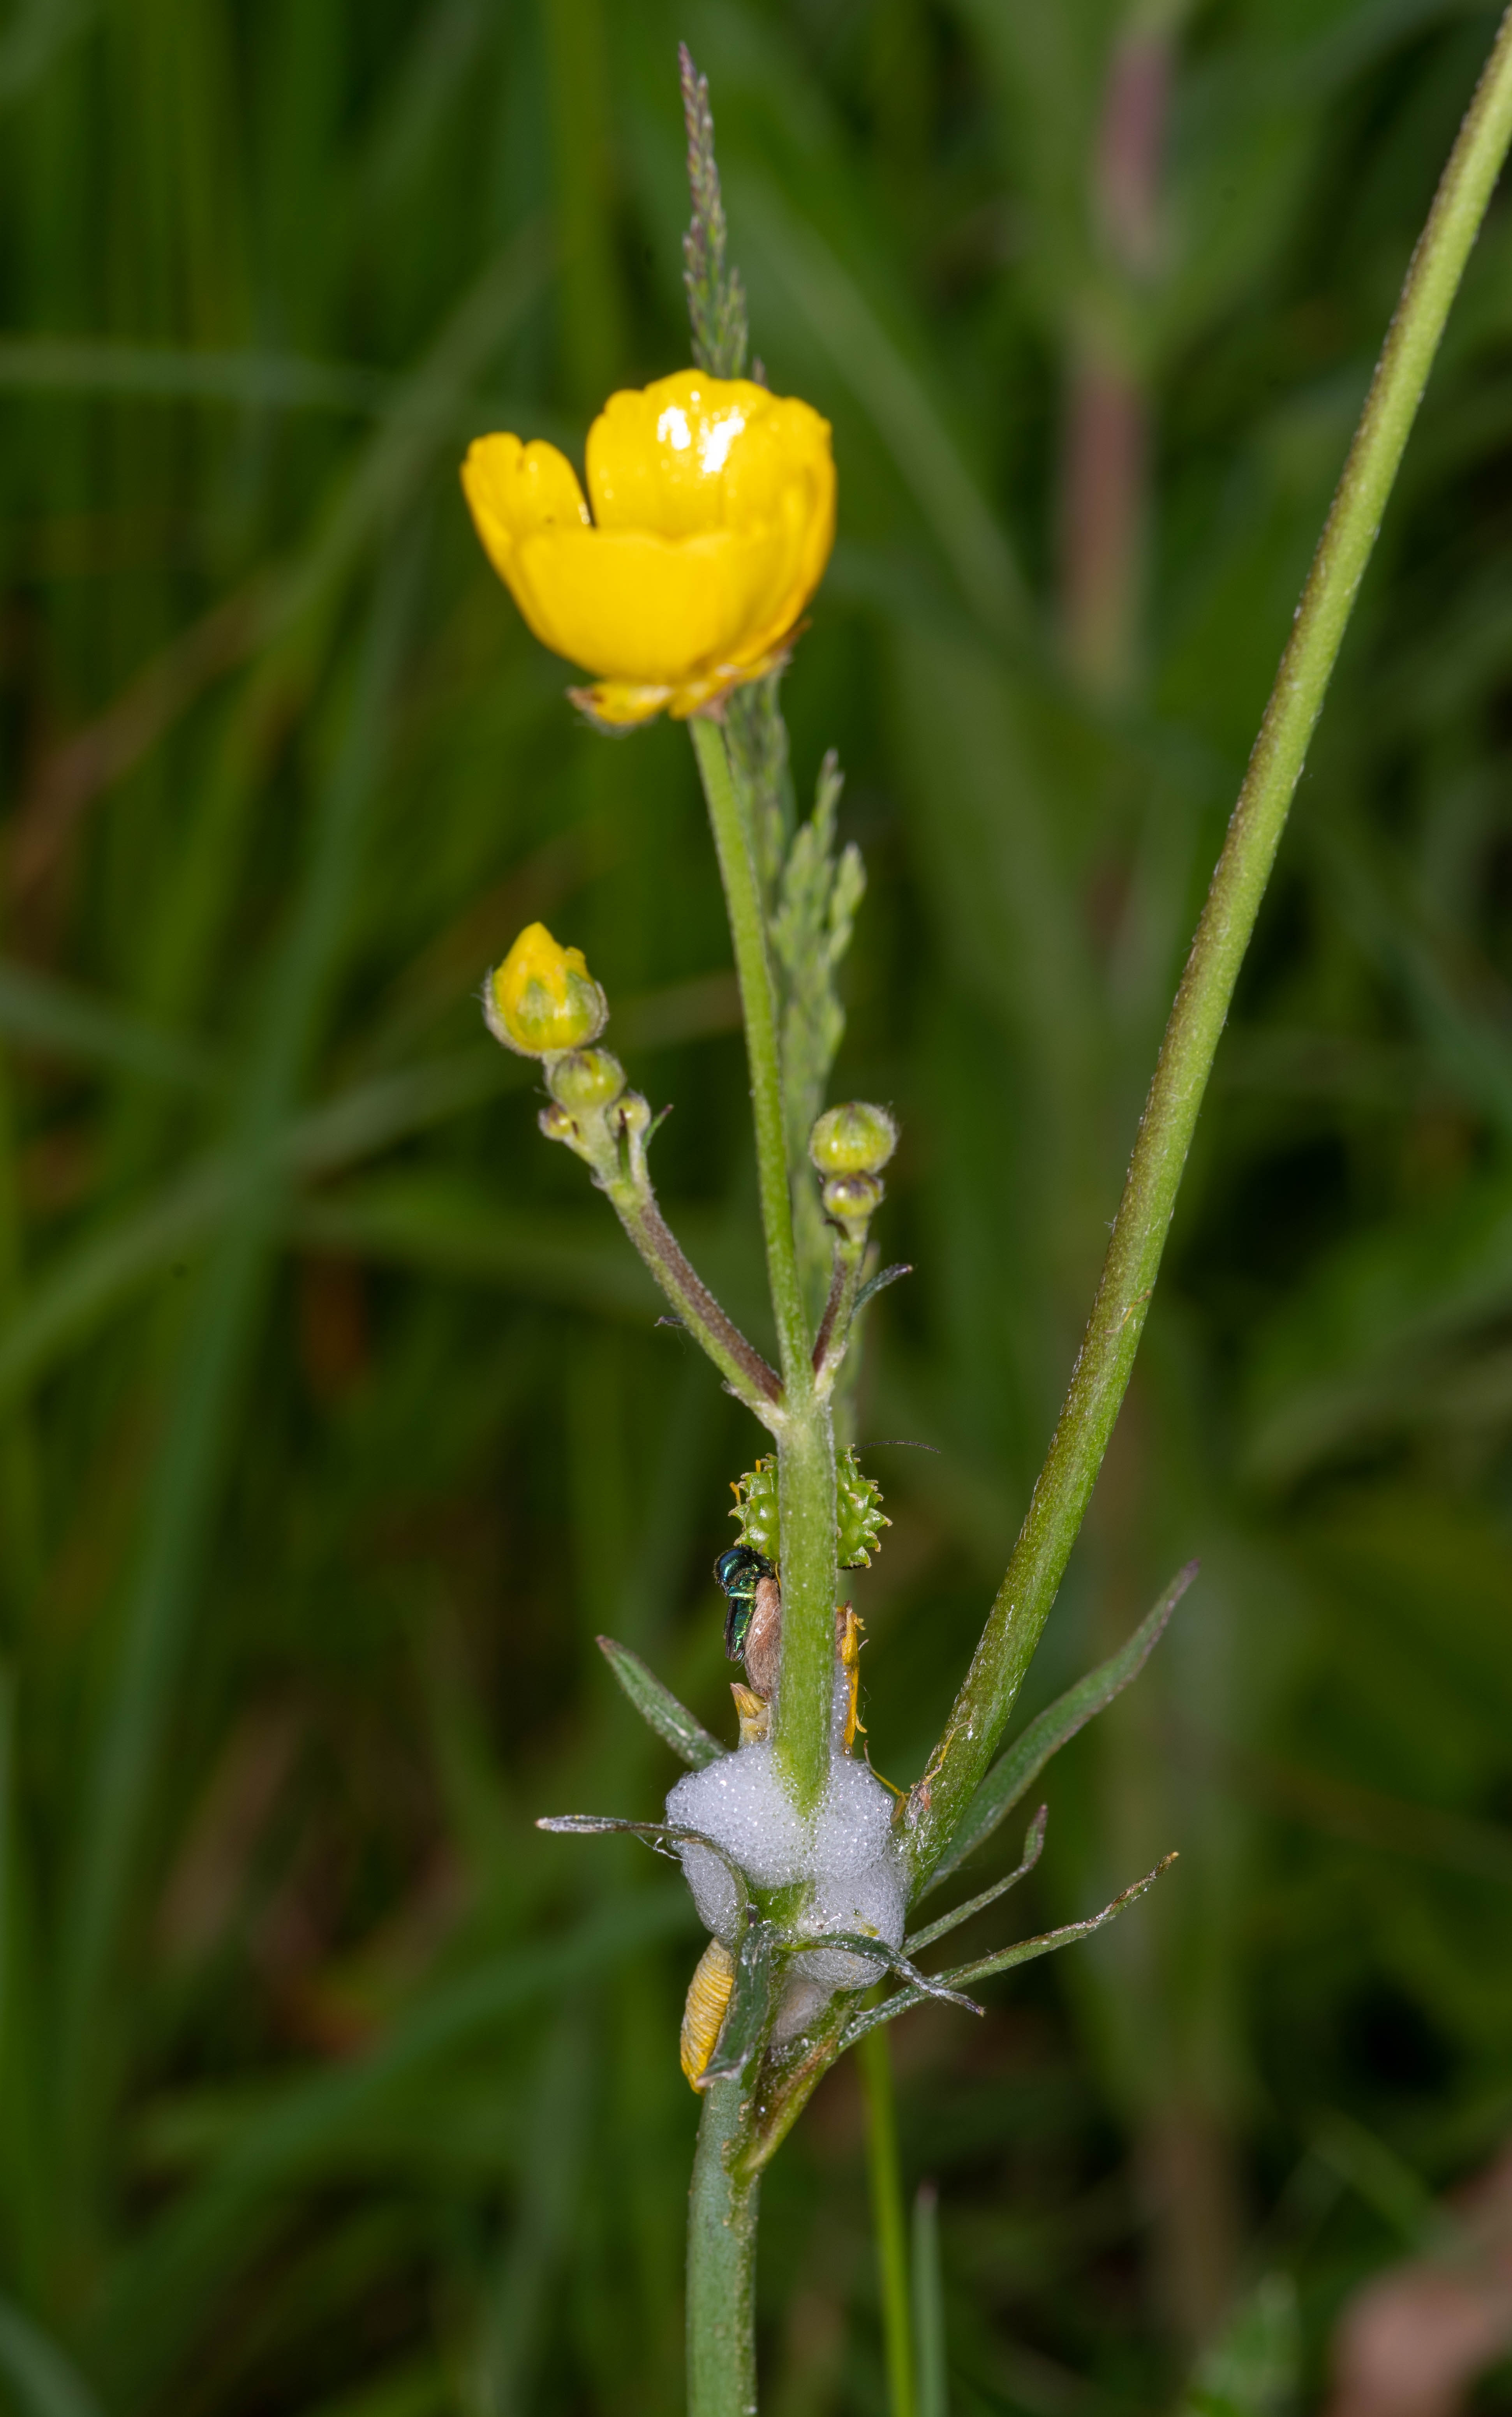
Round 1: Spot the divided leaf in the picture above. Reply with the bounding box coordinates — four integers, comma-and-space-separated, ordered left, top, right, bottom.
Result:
771, 751, 865, 1176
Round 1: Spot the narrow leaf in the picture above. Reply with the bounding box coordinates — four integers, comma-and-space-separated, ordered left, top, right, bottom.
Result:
906, 1806, 1047, 1955
941, 1853, 1178, 1990
701, 1917, 774, 2085
535, 1814, 750, 1923
790, 1932, 980, 2015
840, 1855, 1177, 2053
852, 1262, 912, 1319
596, 1636, 724, 1768
926, 1563, 1196, 1887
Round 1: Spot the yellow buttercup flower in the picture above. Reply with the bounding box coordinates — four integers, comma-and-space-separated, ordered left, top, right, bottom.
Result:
486, 921, 608, 1057
461, 372, 835, 726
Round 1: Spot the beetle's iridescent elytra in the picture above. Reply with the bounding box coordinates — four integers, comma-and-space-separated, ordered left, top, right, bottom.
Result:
713, 1544, 782, 1696
713, 1543, 770, 1659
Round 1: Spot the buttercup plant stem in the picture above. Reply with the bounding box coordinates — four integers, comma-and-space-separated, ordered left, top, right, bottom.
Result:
690, 711, 839, 1819
686, 2074, 760, 2417
904, 2, 1512, 1881
689, 716, 809, 1383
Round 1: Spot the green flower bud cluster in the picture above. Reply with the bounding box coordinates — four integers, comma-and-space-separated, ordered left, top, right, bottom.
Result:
539, 1051, 651, 1169
809, 1100, 897, 1233
730, 1449, 889, 1570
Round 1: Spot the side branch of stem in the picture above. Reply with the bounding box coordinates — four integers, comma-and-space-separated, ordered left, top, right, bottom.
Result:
609, 1181, 782, 1409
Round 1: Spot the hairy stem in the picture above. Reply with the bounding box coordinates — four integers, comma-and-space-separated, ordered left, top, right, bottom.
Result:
692, 711, 837, 1817
905, 4, 1512, 1879
604, 1178, 782, 1413
858, 2026, 917, 2417
687, 2077, 761, 2417
772, 1404, 837, 1815
689, 714, 808, 1383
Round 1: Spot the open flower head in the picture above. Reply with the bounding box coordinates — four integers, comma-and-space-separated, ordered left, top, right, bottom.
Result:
486, 922, 607, 1057
461, 372, 835, 726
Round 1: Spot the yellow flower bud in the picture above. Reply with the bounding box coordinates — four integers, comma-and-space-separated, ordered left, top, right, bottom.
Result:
461, 371, 835, 727
486, 922, 607, 1057
809, 1101, 898, 1177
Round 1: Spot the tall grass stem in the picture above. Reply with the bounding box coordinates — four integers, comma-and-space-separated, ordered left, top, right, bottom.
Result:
858, 2026, 917, 2417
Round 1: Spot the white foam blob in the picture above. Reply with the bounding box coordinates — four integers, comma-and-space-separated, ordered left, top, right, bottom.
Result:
666, 1744, 808, 1942
667, 1741, 906, 2008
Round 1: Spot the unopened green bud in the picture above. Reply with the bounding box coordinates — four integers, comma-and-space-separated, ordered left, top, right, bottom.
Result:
822, 1170, 884, 1227
809, 1101, 897, 1178
486, 921, 608, 1057
539, 1102, 580, 1146
548, 1047, 626, 1111
614, 1090, 652, 1141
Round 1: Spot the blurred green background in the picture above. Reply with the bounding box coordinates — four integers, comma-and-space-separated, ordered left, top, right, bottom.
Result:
1, 0, 1510, 2411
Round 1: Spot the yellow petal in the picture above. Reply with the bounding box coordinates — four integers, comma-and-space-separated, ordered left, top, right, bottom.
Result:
461, 434, 589, 584
587, 372, 775, 536
513, 523, 792, 685
462, 375, 836, 716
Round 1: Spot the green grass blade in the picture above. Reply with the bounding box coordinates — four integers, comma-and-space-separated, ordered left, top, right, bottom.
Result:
911, 2184, 947, 2417
0, 959, 214, 1089
86, 1891, 690, 2399
0, 2297, 106, 2417
55, 556, 416, 2216
737, 178, 1029, 644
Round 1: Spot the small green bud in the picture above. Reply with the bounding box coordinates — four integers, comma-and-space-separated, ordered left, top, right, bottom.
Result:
548, 1047, 626, 1111
615, 1090, 652, 1140
822, 1170, 883, 1227
539, 1102, 580, 1146
809, 1101, 897, 1178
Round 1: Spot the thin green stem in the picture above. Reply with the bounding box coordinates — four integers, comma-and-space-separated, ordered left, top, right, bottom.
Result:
772, 1409, 837, 1816
692, 711, 837, 1818
687, 2075, 760, 2417
689, 714, 808, 1384
812, 1228, 869, 1394
858, 2026, 916, 2417
905, 4, 1512, 1880
605, 1181, 782, 1416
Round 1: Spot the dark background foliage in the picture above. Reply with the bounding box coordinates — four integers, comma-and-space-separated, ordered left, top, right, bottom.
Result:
0, 0, 1509, 2411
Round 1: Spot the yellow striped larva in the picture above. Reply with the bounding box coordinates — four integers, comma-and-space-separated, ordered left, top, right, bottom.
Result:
680, 1936, 736, 2090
